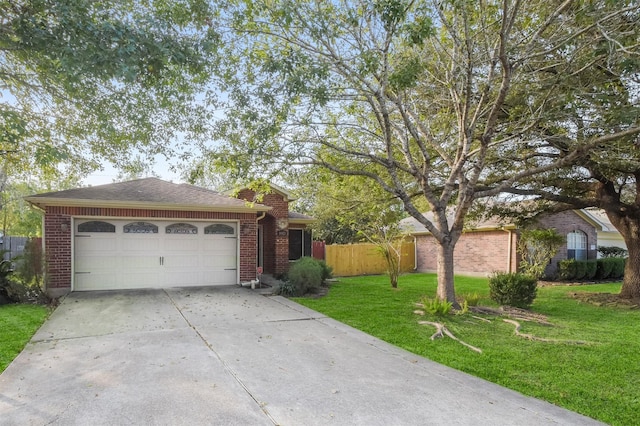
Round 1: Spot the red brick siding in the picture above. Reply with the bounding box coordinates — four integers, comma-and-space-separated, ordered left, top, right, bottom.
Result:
238, 190, 291, 275
43, 207, 257, 290
414, 211, 597, 277
416, 230, 516, 276
537, 210, 597, 276
44, 214, 72, 289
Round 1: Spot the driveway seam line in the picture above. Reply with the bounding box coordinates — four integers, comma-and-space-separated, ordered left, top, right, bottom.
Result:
162, 289, 279, 426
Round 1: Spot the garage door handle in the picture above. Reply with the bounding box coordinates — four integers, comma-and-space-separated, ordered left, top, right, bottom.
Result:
160, 256, 164, 266
224, 268, 237, 271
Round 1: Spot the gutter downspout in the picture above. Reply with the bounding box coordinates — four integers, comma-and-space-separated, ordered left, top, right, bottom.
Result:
256, 211, 267, 221
505, 229, 514, 273
413, 235, 418, 271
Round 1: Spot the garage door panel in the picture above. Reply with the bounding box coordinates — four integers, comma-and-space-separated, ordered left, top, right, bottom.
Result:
164, 255, 199, 268
75, 272, 120, 291
122, 238, 159, 252
76, 255, 120, 271
206, 255, 237, 268
121, 271, 163, 288
75, 220, 239, 291
202, 238, 236, 251
167, 238, 201, 251
202, 270, 237, 285
75, 236, 118, 252
121, 256, 161, 269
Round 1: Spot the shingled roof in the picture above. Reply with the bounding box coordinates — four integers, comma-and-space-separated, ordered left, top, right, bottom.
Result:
25, 178, 271, 213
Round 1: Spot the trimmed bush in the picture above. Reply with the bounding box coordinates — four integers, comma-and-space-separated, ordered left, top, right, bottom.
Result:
287, 257, 324, 296
488, 272, 538, 309
317, 260, 333, 282
574, 261, 587, 280
610, 257, 626, 279
598, 246, 628, 258
557, 259, 577, 281
595, 258, 614, 280
585, 260, 598, 280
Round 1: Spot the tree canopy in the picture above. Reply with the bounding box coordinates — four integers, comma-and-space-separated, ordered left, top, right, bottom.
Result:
1, 0, 217, 184
197, 0, 639, 303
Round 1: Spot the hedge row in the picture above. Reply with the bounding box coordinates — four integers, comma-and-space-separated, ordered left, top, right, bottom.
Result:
557, 258, 625, 281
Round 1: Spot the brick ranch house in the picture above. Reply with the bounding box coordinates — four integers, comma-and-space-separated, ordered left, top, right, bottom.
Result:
400, 208, 625, 278
25, 178, 313, 297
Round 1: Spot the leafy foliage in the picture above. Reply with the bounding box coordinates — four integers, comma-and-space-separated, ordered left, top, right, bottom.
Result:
420, 296, 452, 317
517, 229, 564, 279
286, 257, 324, 296
199, 0, 639, 304
488, 272, 537, 309
0, 258, 15, 305
1, 0, 216, 183
598, 246, 628, 258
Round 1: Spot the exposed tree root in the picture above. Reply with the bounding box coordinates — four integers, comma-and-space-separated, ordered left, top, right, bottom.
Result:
503, 319, 591, 345
418, 321, 482, 353
470, 306, 553, 326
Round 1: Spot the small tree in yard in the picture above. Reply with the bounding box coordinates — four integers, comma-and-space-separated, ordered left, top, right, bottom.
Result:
360, 224, 407, 289
517, 229, 564, 279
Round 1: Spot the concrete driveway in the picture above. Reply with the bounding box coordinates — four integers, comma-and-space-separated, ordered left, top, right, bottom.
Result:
0, 286, 601, 425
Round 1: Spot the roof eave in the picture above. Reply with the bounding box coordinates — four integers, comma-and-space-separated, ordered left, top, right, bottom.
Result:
24, 197, 272, 214
289, 218, 316, 225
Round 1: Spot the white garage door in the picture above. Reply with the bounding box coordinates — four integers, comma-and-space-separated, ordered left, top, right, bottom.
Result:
74, 219, 238, 291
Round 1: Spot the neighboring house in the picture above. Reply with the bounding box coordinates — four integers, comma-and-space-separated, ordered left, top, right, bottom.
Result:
400, 209, 624, 278
25, 178, 314, 297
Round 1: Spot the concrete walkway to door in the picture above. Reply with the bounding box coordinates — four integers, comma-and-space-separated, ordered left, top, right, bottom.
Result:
0, 286, 602, 425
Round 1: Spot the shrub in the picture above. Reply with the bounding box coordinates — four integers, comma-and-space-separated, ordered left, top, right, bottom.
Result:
488, 272, 537, 309
287, 257, 323, 296
557, 259, 577, 281
421, 296, 452, 316
0, 258, 16, 305
317, 260, 333, 282
459, 292, 480, 307
610, 257, 626, 279
584, 260, 598, 280
517, 229, 564, 279
595, 258, 614, 280
276, 280, 297, 297
598, 246, 628, 258
574, 260, 587, 280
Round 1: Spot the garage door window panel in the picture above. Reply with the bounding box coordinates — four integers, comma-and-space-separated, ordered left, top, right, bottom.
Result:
124, 222, 158, 234
166, 223, 198, 234
205, 224, 235, 235
78, 221, 116, 233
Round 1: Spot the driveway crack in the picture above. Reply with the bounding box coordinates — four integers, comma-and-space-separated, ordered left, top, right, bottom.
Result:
162, 289, 278, 426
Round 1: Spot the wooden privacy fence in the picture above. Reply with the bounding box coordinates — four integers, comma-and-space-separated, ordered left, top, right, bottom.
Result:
325, 242, 415, 277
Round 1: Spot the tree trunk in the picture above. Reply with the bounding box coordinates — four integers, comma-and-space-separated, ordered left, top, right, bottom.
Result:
620, 229, 640, 299
436, 242, 459, 307
606, 211, 640, 299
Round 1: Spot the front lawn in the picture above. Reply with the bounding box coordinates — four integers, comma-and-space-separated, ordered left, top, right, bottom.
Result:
0, 304, 50, 373
294, 273, 639, 426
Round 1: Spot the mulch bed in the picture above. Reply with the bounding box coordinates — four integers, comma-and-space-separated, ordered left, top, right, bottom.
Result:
568, 291, 640, 309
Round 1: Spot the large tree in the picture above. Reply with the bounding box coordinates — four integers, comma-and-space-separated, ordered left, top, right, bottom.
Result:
485, 2, 640, 298
0, 0, 216, 184
199, 0, 639, 304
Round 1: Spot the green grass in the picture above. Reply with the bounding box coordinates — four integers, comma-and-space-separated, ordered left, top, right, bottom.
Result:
294, 274, 640, 425
0, 304, 50, 373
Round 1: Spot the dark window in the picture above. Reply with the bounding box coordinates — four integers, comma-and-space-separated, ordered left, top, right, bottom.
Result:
204, 224, 235, 235
166, 223, 198, 234
123, 222, 158, 234
78, 221, 115, 233
289, 229, 312, 261
567, 230, 587, 260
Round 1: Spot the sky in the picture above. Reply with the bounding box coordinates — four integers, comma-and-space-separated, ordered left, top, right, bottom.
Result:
82, 155, 183, 186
